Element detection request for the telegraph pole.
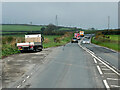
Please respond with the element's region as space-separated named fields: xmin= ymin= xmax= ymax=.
xmin=55 ymin=15 xmax=58 ymax=26
xmin=108 ymin=16 xmax=110 ymax=30
xmin=55 ymin=15 xmax=58 ymax=30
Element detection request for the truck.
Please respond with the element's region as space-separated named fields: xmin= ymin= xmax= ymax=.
xmin=74 ymin=33 xmax=80 ymax=40
xmin=17 ymin=34 xmax=43 ymax=52
xmin=80 ymin=31 xmax=84 ymax=37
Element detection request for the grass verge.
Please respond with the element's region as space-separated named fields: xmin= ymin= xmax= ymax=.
xmin=43 ymin=34 xmax=72 ymax=48
xmin=91 ymin=35 xmax=119 ymax=52
xmin=1 ymin=32 xmax=73 ymax=58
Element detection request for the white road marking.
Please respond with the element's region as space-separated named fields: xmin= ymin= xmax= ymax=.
xmin=102 ymin=68 xmax=110 ymax=71
xmin=111 ymin=85 xmax=120 ymax=88
xmin=100 ymin=66 xmax=106 ymax=68
xmin=26 ymin=76 xmax=30 ymax=78
xmin=87 ymin=50 xmax=120 ymax=76
xmin=22 ymin=80 xmax=26 ymax=83
xmin=97 ymin=65 xmax=103 ymax=75
xmin=104 ymin=73 xmax=116 ymax=75
xmin=103 ymin=80 xmax=110 ymax=89
xmin=93 ymin=58 xmax=97 ymax=64
xmin=107 ymin=78 xmax=120 ymax=80
xmin=17 ymin=85 xmax=21 ymax=88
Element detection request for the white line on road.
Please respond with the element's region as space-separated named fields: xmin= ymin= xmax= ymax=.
xmin=100 ymin=66 xmax=106 ymax=68
xmin=16 ymin=85 xmax=21 ymax=88
xmin=22 ymin=80 xmax=26 ymax=83
xmin=111 ymin=85 xmax=120 ymax=88
xmin=26 ymin=76 xmax=30 ymax=79
xmin=101 ymin=68 xmax=110 ymax=71
xmin=87 ymin=50 xmax=120 ymax=76
xmin=104 ymin=73 xmax=116 ymax=75
xmin=97 ymin=65 xmax=103 ymax=75
xmin=107 ymin=78 xmax=120 ymax=80
xmin=103 ymin=80 xmax=110 ymax=89
xmin=79 ymin=44 xmax=120 ymax=76
xmin=93 ymin=58 xmax=97 ymax=64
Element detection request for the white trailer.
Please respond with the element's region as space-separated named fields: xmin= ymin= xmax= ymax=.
xmin=17 ymin=34 xmax=43 ymax=51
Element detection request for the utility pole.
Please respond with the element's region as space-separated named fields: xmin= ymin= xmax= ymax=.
xmin=55 ymin=15 xmax=58 ymax=31
xmin=55 ymin=15 xmax=58 ymax=26
xmin=108 ymin=16 xmax=110 ymax=30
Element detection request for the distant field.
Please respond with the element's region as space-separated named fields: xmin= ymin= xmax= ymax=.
xmin=1 ymin=24 xmax=42 ymax=31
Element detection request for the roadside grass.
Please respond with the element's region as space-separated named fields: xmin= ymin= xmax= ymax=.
xmin=2 ymin=44 xmax=20 ymax=57
xmin=106 ymin=35 xmax=118 ymax=41
xmin=1 ymin=33 xmax=73 ymax=58
xmin=91 ymin=35 xmax=119 ymax=52
xmin=43 ymin=33 xmax=73 ymax=48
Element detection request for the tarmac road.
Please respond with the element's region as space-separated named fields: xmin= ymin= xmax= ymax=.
xmin=2 ymin=35 xmax=119 ymax=88
xmin=21 ymin=43 xmax=104 ymax=88
xmin=81 ymin=34 xmax=119 ymax=70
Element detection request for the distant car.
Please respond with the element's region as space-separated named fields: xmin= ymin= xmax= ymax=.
xmin=82 ymin=40 xmax=90 ymax=44
xmin=71 ymin=38 xmax=78 ymax=43
xmin=84 ymin=36 xmax=90 ymax=39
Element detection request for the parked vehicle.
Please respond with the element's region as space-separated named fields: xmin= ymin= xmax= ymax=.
xmin=17 ymin=34 xmax=43 ymax=52
xmin=71 ymin=38 xmax=78 ymax=43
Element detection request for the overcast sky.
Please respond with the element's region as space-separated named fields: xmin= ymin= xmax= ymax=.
xmin=2 ymin=2 xmax=118 ymax=29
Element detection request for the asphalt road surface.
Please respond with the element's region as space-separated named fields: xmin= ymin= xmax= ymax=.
xmin=81 ymin=34 xmax=119 ymax=70
xmin=21 ymin=43 xmax=105 ymax=88
xmin=2 ymin=35 xmax=119 ymax=89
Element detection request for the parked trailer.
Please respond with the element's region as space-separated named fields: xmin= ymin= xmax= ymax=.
xmin=17 ymin=34 xmax=43 ymax=52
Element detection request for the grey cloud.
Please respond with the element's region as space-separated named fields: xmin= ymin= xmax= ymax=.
xmin=2 ymin=2 xmax=118 ymax=29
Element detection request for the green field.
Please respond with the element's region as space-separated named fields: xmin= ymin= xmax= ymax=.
xmin=1 ymin=24 xmax=42 ymax=31
xmin=91 ymin=35 xmax=119 ymax=52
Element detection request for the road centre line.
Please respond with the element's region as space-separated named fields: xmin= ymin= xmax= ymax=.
xmin=26 ymin=76 xmax=30 ymax=79
xmin=93 ymin=58 xmax=97 ymax=64
xmin=16 ymin=85 xmax=21 ymax=88
xmin=22 ymin=80 xmax=26 ymax=83
xmin=78 ymin=43 xmax=120 ymax=89
xmin=97 ymin=65 xmax=103 ymax=75
xmin=103 ymin=80 xmax=110 ymax=89
xmin=85 ymin=48 xmax=120 ymax=76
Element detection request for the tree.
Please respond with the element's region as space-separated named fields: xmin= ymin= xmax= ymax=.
xmin=41 ymin=26 xmax=45 ymax=34
xmin=45 ymin=24 xmax=56 ymax=32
